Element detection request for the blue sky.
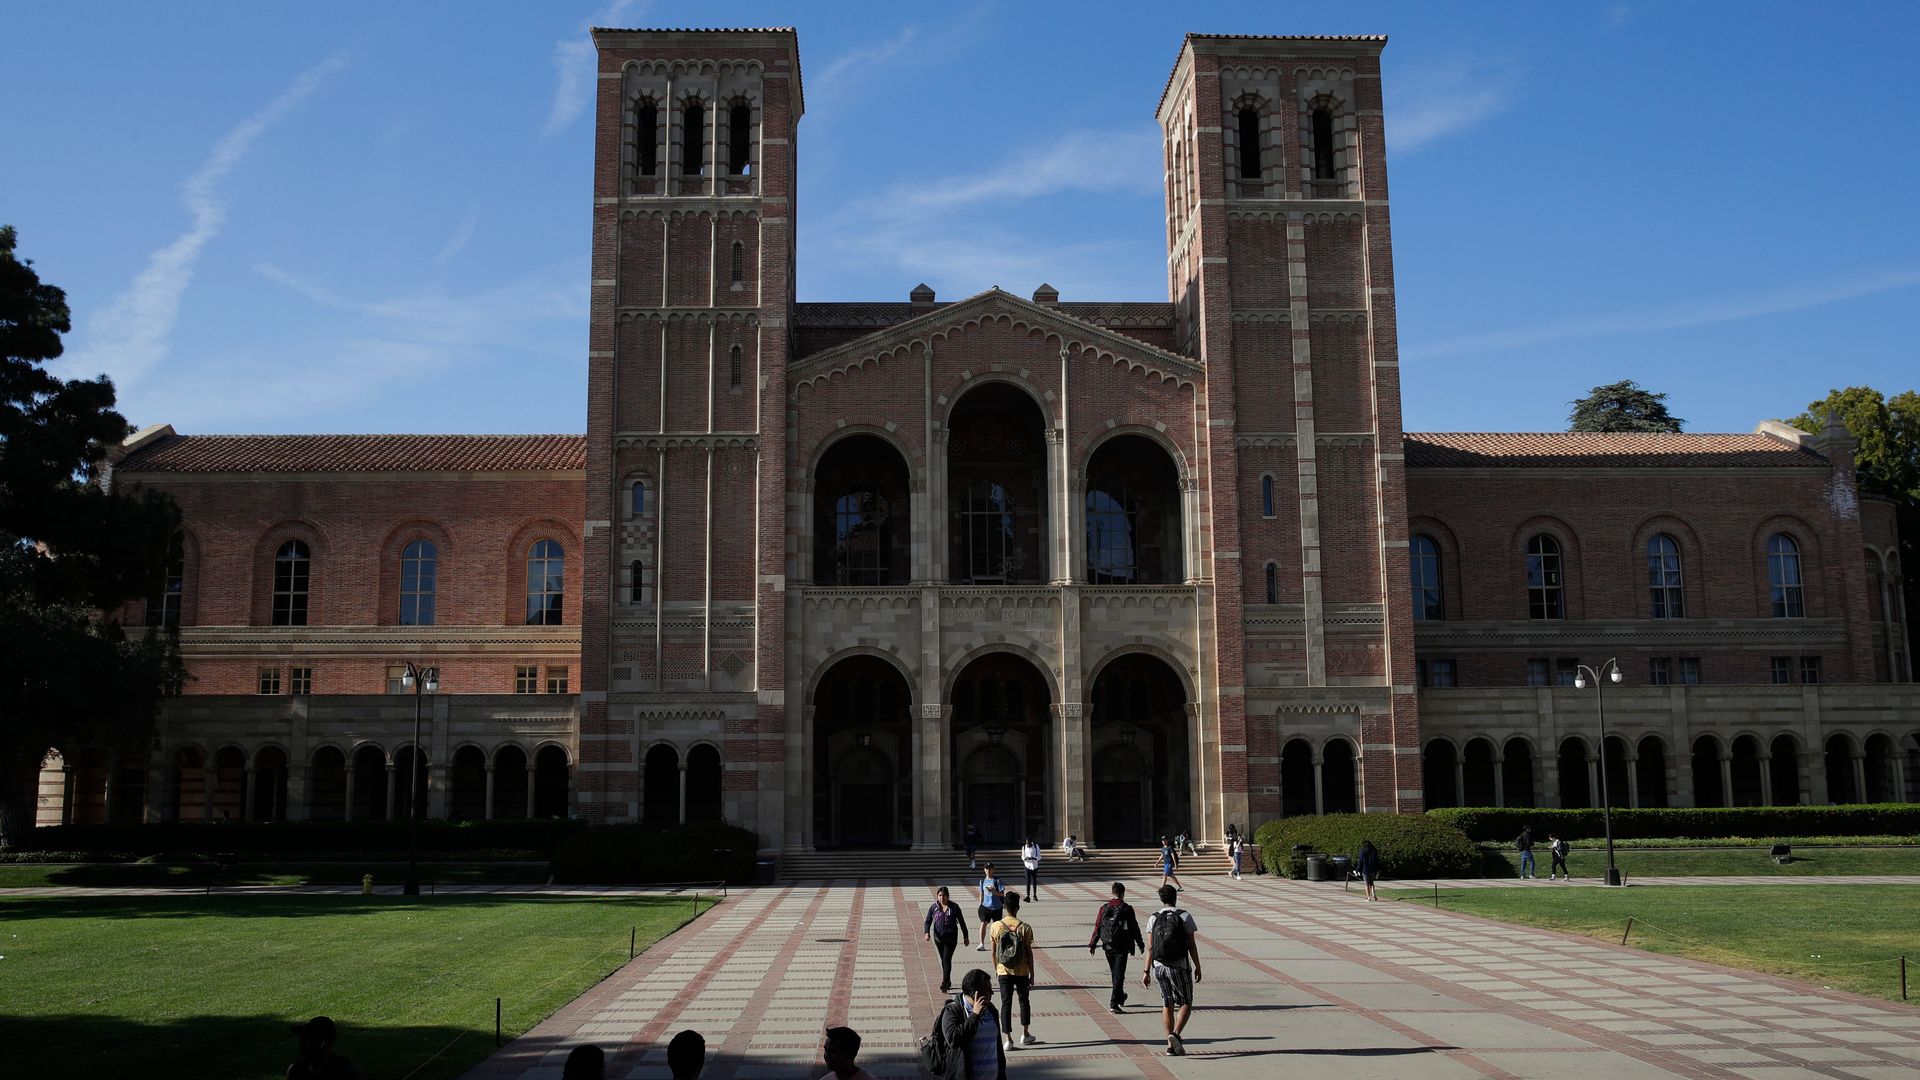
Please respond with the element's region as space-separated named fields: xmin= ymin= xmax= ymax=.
xmin=6 ymin=2 xmax=1916 ymax=436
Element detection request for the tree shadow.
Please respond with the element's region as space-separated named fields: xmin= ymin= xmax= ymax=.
xmin=0 ymin=1012 xmax=488 ymax=1080
xmin=0 ymin=893 xmax=701 ymax=922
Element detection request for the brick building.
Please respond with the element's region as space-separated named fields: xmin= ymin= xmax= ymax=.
xmin=37 ymin=29 xmax=1917 ymax=849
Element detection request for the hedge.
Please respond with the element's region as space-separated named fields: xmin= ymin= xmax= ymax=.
xmin=1253 ymin=813 xmax=1481 ymax=880
xmin=1428 ymin=804 xmax=1920 ymax=844
xmin=9 ymin=818 xmax=584 ymax=856
xmin=549 ymin=822 xmax=760 ymax=885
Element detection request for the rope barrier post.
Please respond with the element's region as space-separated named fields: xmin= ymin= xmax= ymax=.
xmin=1433 ymin=883 xmax=1440 ymax=908
xmin=1902 ymin=955 xmax=1907 ymax=1002
xmin=495 ymin=997 xmax=501 ymax=1047
xmin=1621 ymin=916 xmax=1634 ymax=947
xmin=631 ymin=926 xmax=636 ymax=960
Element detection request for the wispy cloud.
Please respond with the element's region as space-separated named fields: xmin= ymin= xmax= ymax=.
xmin=1388 ymin=59 xmax=1521 ymax=153
xmin=811 ymin=26 xmax=918 ymax=105
xmin=433 ymin=201 xmax=483 ymax=266
xmin=69 ymin=51 xmax=350 ymax=389
xmin=878 ymin=128 xmax=1162 ymax=215
xmin=544 ymin=0 xmax=643 ymax=136
xmin=1405 ymin=269 xmax=1920 ymax=361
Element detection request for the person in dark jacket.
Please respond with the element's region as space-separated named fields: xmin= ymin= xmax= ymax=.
xmin=1515 ymin=825 xmax=1537 ymax=879
xmin=1355 ymin=839 xmax=1383 ymax=901
xmin=935 ymin=968 xmax=1007 ymax=1079
xmin=1086 ymin=880 xmax=1146 ymax=1013
xmin=924 ymin=885 xmax=972 ymax=992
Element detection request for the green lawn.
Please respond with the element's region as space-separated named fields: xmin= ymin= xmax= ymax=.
xmin=0 ymin=861 xmax=554 ymax=889
xmin=1482 ymin=845 xmax=1920 ymax=879
xmin=0 ymin=893 xmax=706 ymax=1079
xmin=1390 ymin=884 xmax=1920 ymax=1005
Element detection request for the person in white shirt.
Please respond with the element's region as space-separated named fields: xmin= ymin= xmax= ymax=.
xmin=1059 ymin=834 xmax=1087 ymax=861
xmin=1020 ymin=839 xmax=1043 ymax=899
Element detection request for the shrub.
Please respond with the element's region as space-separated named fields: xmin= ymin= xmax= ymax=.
xmin=1428 ymin=804 xmax=1920 ymax=843
xmin=1252 ymin=813 xmax=1481 ymax=879
xmin=0 ymin=850 xmax=136 ymax=864
xmin=9 ymin=818 xmax=585 ymax=856
xmin=549 ymin=822 xmax=760 ymax=885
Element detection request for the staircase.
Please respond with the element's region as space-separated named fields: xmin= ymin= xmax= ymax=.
xmin=775 ymin=846 xmax=1248 ymax=884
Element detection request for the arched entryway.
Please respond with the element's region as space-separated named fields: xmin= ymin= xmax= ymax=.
xmin=1729 ymin=735 xmax=1765 ymax=807
xmin=950 ymin=651 xmax=1052 ymax=843
xmin=1636 ymin=736 xmax=1669 ymax=808
xmin=1087 ymin=653 xmax=1191 ymax=846
xmin=1423 ymin=739 xmax=1459 ymax=809
xmin=1692 ymin=735 xmax=1726 ymax=808
xmin=350 ymin=745 xmax=389 ymax=821
xmin=1280 ymin=739 xmax=1316 ymax=816
xmin=1321 ymin=739 xmax=1358 ymax=814
xmin=685 ymin=744 xmax=723 ymax=823
xmin=643 ymin=744 xmax=680 ymax=824
xmin=813 ymin=655 xmax=912 ymax=847
xmin=812 ymin=434 xmax=912 ymax=585
xmin=1557 ymin=737 xmax=1591 ymax=808
xmin=1502 ymin=738 xmax=1537 ymax=808
xmin=307 ymin=747 xmax=347 ymax=821
xmin=210 ymin=746 xmax=246 ymax=822
xmin=1601 ymin=735 xmax=1630 ymax=809
xmin=948 ymin=384 xmax=1048 ymax=584
xmin=491 ymin=745 xmax=528 ymax=819
xmin=1769 ymin=734 xmax=1802 ymax=805
xmin=1864 ymin=734 xmax=1899 ymax=802
xmin=251 ymin=747 xmax=288 ymax=822
xmin=533 ymin=745 xmax=570 ymax=818
xmin=1825 ymin=734 xmax=1858 ymax=804
xmin=1084 ymin=435 xmax=1183 ymax=584
xmin=1462 ymin=738 xmax=1497 ymax=806
xmin=449 ymin=746 xmax=486 ymax=820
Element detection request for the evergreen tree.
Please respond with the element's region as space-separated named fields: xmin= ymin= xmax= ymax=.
xmin=1568 ymin=379 xmax=1685 ymax=433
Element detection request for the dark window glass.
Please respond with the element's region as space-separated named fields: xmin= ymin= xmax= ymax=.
xmin=629 ymin=560 xmax=647 ymax=604
xmin=632 ymin=480 xmax=646 ymax=517
xmin=729 ymin=345 xmax=743 ymax=388
xmin=727 ymin=102 xmax=751 ymax=174
xmin=1678 ymin=657 xmax=1700 ymax=685
xmin=272 ymin=541 xmax=310 ymax=626
xmin=1238 ymin=108 xmax=1262 ymax=178
xmin=1799 ymin=656 xmax=1821 ymax=684
xmin=682 ymin=101 xmax=704 ymax=175
xmin=146 ymin=555 xmax=184 ymax=628
xmin=1265 ymin=562 xmax=1278 ymax=604
xmin=1429 ymin=659 xmax=1457 ymax=688
xmin=1771 ymin=656 xmax=1793 ymax=684
xmin=731 ymin=241 xmax=744 ymax=284
xmin=833 ymin=490 xmax=893 ymax=585
xmin=1526 ymin=658 xmax=1550 ymax=687
xmin=1312 ymin=107 xmax=1337 ymax=180
xmin=290 ymin=666 xmax=312 ymax=696
xmin=1768 ymin=533 xmax=1805 ymax=617
xmin=258 ymin=666 xmax=281 ymax=694
xmin=1647 ymin=534 xmax=1684 ymax=619
xmin=399 ymin=539 xmax=436 ymax=626
xmin=526 ymin=539 xmax=565 ymax=625
xmin=1411 ymin=534 xmax=1444 ymax=620
xmin=514 ymin=665 xmax=538 ymax=694
xmin=1085 ymin=489 xmax=1139 ymax=584
xmin=1525 ymin=534 xmax=1564 ymax=620
xmin=1555 ymin=658 xmax=1578 ymax=687
xmin=1649 ymin=657 xmax=1671 ymax=685
xmin=636 ymin=101 xmax=659 ymax=176
xmin=1260 ymin=474 xmax=1274 ymax=517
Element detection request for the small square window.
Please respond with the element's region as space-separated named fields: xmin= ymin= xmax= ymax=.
xmin=1554 ymin=658 xmax=1578 ymax=687
xmin=258 ymin=666 xmax=282 ymax=695
xmin=385 ymin=664 xmax=410 ymax=694
xmin=1428 ymin=659 xmax=1457 ymax=688
xmin=514 ymin=665 xmax=539 ymax=694
xmin=1770 ymin=656 xmax=1793 ymax=685
xmin=546 ymin=666 xmax=570 ymax=695
xmin=1525 ymin=658 xmax=1550 ymax=688
xmin=289 ymin=666 xmax=312 ymax=696
xmin=1678 ymin=658 xmax=1700 ymax=685
xmin=1648 ymin=658 xmax=1671 ymax=686
xmin=1799 ymin=656 xmax=1821 ymax=685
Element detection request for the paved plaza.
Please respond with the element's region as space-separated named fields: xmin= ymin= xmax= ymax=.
xmin=454 ymin=873 xmax=1920 ymax=1080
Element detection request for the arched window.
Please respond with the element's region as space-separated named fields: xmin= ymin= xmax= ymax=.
xmin=729 ymin=345 xmax=743 ymax=389
xmin=727 ymin=102 xmax=751 ymax=175
xmin=681 ymin=101 xmax=704 ymax=175
xmin=1410 ymin=534 xmax=1443 ymax=621
xmin=1265 ymin=562 xmax=1278 ymax=605
xmin=730 ymin=241 xmax=744 ymax=284
xmin=635 ymin=99 xmax=659 ymax=177
xmin=629 ymin=559 xmax=647 ymax=604
xmin=1768 ymin=533 xmax=1805 ymax=617
xmin=1260 ymin=474 xmax=1274 ymax=517
xmin=631 ymin=480 xmax=647 ymax=517
xmin=834 ymin=490 xmax=893 ymax=585
xmin=399 ymin=539 xmax=437 ymax=626
xmin=1525 ymin=534 xmax=1564 ymax=620
xmin=1238 ymin=107 xmax=1262 ymax=178
xmin=272 ymin=541 xmax=310 ymax=626
xmin=1084 ymin=437 xmax=1181 ymax=585
xmin=145 ymin=553 xmax=184 ymax=628
xmin=1311 ymin=106 xmax=1337 ymax=181
xmin=1647 ymin=534 xmax=1684 ymax=619
xmin=525 ymin=540 xmax=565 ymax=625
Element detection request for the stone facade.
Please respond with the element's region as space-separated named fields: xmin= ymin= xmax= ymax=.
xmin=37 ymin=29 xmax=1917 ymax=847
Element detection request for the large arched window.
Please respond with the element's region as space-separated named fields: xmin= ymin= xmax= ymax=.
xmin=1260 ymin=474 xmax=1274 ymax=518
xmin=1237 ymin=107 xmax=1262 ymax=178
xmin=272 ymin=541 xmax=310 ymax=626
xmin=814 ymin=435 xmax=911 ymax=586
xmin=729 ymin=344 xmax=743 ymax=389
xmin=399 ymin=539 xmax=437 ymax=626
xmin=730 ymin=241 xmax=744 ymax=285
xmin=1647 ymin=534 xmax=1684 ymax=619
xmin=630 ymin=479 xmax=647 ymax=518
xmin=1410 ymin=534 xmax=1443 ymax=621
xmin=727 ymin=102 xmax=751 ymax=175
xmin=1768 ymin=533 xmax=1805 ymax=617
xmin=145 ymin=552 xmax=184 ymax=628
xmin=1084 ymin=436 xmax=1181 ymax=585
xmin=1525 ymin=534 xmax=1563 ymax=620
xmin=634 ymin=99 xmax=659 ymax=177
xmin=947 ymin=384 xmax=1047 ymax=584
xmin=525 ymin=540 xmax=565 ymax=625
xmin=1311 ymin=106 xmax=1337 ymax=181
xmin=681 ymin=100 xmax=705 ymax=175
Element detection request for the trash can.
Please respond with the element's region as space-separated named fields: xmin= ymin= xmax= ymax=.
xmin=754 ymin=857 xmax=777 ymax=886
xmin=1328 ymin=854 xmax=1352 ymax=880
xmin=1305 ymin=853 xmax=1327 ymax=882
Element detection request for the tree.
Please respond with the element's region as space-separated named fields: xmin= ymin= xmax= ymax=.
xmin=1568 ymin=380 xmax=1685 ymax=433
xmin=0 ymin=226 xmax=183 ymax=848
xmin=1791 ymin=386 xmax=1920 ymax=670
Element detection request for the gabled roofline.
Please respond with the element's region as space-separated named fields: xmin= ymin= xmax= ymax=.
xmin=592 ymin=26 xmax=803 ymax=118
xmin=1158 ymin=32 xmax=1388 ymax=121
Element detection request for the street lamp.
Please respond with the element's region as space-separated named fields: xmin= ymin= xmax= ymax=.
xmin=400 ymin=661 xmax=439 ymax=896
xmin=1572 ymin=658 xmax=1624 ymax=887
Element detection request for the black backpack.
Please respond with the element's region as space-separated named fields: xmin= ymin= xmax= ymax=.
xmin=917 ymin=999 xmax=957 ymax=1075
xmin=994 ymin=920 xmax=1028 ymax=967
xmin=1151 ymin=908 xmax=1191 ymax=964
xmin=1098 ymin=901 xmax=1127 ymax=951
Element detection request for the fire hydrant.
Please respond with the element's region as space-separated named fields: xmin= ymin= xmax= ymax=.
xmin=362 ymin=874 xmax=373 ymax=896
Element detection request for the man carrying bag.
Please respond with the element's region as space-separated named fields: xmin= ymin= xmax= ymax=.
xmin=1086 ymin=881 xmax=1145 ymax=1013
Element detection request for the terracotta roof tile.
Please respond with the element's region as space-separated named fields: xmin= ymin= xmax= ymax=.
xmin=117 ymin=434 xmax=586 ymax=474
xmin=1403 ymin=432 xmax=1827 ymax=469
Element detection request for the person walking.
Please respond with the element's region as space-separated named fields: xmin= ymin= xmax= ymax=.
xmin=974 ymin=863 xmax=1005 ymax=950
xmin=1515 ymin=824 xmax=1537 ymax=880
xmin=964 ymin=822 xmax=980 ymax=870
xmin=1086 ymin=880 xmax=1145 ymax=1013
xmin=1158 ymin=837 xmax=1182 ymax=891
xmin=1548 ymin=833 xmax=1571 ymax=880
xmin=924 ymin=885 xmax=971 ymax=992
xmin=932 ymin=969 xmax=1006 ymax=1079
xmin=1020 ymin=837 xmax=1043 ymax=899
xmin=988 ymin=891 xmax=1039 ymax=1050
xmin=1355 ymin=839 xmax=1382 ymax=901
xmin=1227 ymin=835 xmax=1243 ymax=879
xmin=820 ymin=1026 xmax=877 ymax=1080
xmin=562 ymin=1045 xmax=605 ymax=1080
xmin=667 ymin=1030 xmax=706 ymax=1079
xmin=1142 ymin=884 xmax=1202 ymax=1056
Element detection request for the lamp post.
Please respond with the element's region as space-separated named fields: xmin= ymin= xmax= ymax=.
xmin=1572 ymin=658 xmax=1623 ymax=887
xmin=401 ymin=661 xmax=439 ymax=896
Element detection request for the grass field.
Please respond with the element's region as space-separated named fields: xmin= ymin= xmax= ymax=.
xmin=1481 ymin=845 xmax=1920 ymax=879
xmin=0 ymin=860 xmax=554 ymax=889
xmin=0 ymin=893 xmax=705 ymax=1079
xmin=1389 ymin=884 xmax=1920 ymax=1005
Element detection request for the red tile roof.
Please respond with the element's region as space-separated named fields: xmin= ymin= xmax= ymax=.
xmin=117 ymin=434 xmax=586 ymax=474
xmin=1403 ymin=432 xmax=1828 ymax=469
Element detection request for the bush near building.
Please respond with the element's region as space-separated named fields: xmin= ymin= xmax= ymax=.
xmin=1429 ymin=804 xmax=1920 ymax=843
xmin=1254 ymin=813 xmax=1482 ymax=879
xmin=549 ymin=822 xmax=759 ymax=885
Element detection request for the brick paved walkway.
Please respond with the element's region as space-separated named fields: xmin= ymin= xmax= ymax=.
xmin=453 ymin=874 xmax=1920 ymax=1080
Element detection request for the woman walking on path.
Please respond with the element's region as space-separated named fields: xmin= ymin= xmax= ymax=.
xmin=1227 ymin=835 xmax=1243 ymax=880
xmin=924 ymin=885 xmax=971 ymax=992
xmin=1159 ymin=837 xmax=1182 ymax=892
xmin=1355 ymin=839 xmax=1382 ymax=901
xmin=975 ymin=863 xmax=1006 ymax=950
xmin=1548 ymin=833 xmax=1571 ymax=880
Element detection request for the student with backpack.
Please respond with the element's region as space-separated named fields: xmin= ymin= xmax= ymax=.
xmin=1142 ymin=883 xmax=1202 ymax=1057
xmin=1086 ymin=881 xmax=1145 ymax=1013
xmin=987 ymin=891 xmax=1038 ymax=1051
xmin=1515 ymin=825 xmax=1537 ymax=879
xmin=1547 ymin=833 xmax=1571 ymax=880
xmin=974 ymin=863 xmax=1005 ymax=951
xmin=924 ymin=885 xmax=972 ymax=992
xmin=920 ymin=968 xmax=1005 ymax=1079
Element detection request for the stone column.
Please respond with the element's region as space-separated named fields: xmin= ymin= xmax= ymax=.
xmin=913 ymin=703 xmax=947 ymax=850
xmin=344 ymin=764 xmax=357 ymax=822
xmin=1491 ymin=756 xmax=1506 ymax=808
xmin=677 ymin=763 xmax=688 ymax=824
xmin=1718 ymin=754 xmax=1734 ymax=809
xmin=1539 ymin=746 xmax=1558 ymax=810
xmin=527 ymin=764 xmax=539 ymax=819
xmin=101 ymin=768 xmax=116 ymax=825
xmin=60 ymin=767 xmax=76 ymax=825
xmin=384 ymin=763 xmax=397 ymax=821
xmin=287 ymin=762 xmax=309 ymax=823
xmin=1053 ymin=702 xmax=1088 ymax=842
xmin=483 ymin=764 xmax=496 ymax=821
xmin=243 ymin=765 xmax=257 ymax=822
xmin=1758 ymin=754 xmax=1774 ymax=806
xmin=428 ymin=695 xmax=450 ymax=819
xmin=201 ymin=767 xmax=215 ymax=821
xmin=1452 ymin=758 xmax=1465 ymax=808
xmin=1586 ymin=755 xmax=1600 ymax=809
xmin=1311 ymin=752 xmax=1325 ymax=815
xmin=1625 ymin=754 xmax=1640 ymax=809
xmin=1851 ymin=753 xmax=1867 ymax=804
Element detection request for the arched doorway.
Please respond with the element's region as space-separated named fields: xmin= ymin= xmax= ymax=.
xmin=1692 ymin=735 xmax=1725 ymax=808
xmin=685 ymin=744 xmax=722 ymax=823
xmin=449 ymin=746 xmax=486 ymax=820
xmin=533 ymin=745 xmax=570 ymax=818
xmin=1769 ymin=734 xmax=1802 ymax=805
xmin=36 ymin=749 xmax=68 ymax=826
xmin=948 ymin=384 xmax=1048 ymax=584
xmin=1422 ymin=739 xmax=1459 ymax=809
xmin=1280 ymin=739 xmax=1316 ymax=816
xmin=210 ymin=747 xmax=246 ymax=822
xmin=1084 ymin=435 xmax=1182 ymax=584
xmin=1087 ymin=653 xmax=1190 ymax=846
xmin=1729 ymin=735 xmax=1764 ymax=807
xmin=1558 ymin=737 xmax=1591 ymax=808
xmin=307 ymin=747 xmax=346 ymax=821
xmin=350 ymin=745 xmax=389 ymax=821
xmin=1864 ymin=734 xmax=1898 ymax=802
xmin=643 ymin=744 xmax=680 ymax=824
xmin=1601 ymin=735 xmax=1630 ymax=809
xmin=393 ymin=745 xmax=429 ymax=821
xmin=492 ymin=745 xmax=529 ymax=819
xmin=1636 ymin=736 xmax=1669 ymax=808
xmin=1462 ymin=738 xmax=1497 ymax=806
xmin=813 ymin=656 xmax=912 ymax=847
xmin=1321 ymin=739 xmax=1358 ymax=814
xmin=1502 ymin=738 xmax=1536 ymax=808
xmin=812 ymin=434 xmax=912 ymax=585
xmin=1905 ymin=732 xmax=1920 ymax=802
xmin=251 ymin=747 xmax=288 ymax=822
xmin=949 ymin=651 xmax=1053 ymax=844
